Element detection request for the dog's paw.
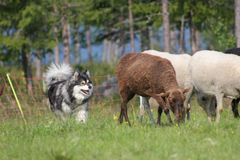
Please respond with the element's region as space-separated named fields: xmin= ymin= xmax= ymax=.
xmin=75 ymin=110 xmax=88 ymax=123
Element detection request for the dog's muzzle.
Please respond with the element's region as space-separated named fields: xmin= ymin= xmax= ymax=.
xmin=81 ymin=89 xmax=90 ymax=95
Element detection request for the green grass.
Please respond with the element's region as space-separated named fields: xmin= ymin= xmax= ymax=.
xmin=1 ymin=99 xmax=240 ymax=160
xmin=1 ymin=63 xmax=239 ymax=160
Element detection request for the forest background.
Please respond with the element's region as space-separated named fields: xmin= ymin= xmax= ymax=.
xmin=0 ymin=0 xmax=239 ymax=93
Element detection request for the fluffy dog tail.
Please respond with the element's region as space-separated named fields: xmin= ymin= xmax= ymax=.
xmin=44 ymin=63 xmax=73 ymax=87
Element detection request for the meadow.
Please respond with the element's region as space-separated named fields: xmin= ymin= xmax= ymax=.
xmin=1 ymin=97 xmax=240 ymax=160
xmin=1 ymin=64 xmax=240 ymax=160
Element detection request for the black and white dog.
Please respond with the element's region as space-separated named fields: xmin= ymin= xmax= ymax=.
xmin=45 ymin=63 xmax=93 ymax=123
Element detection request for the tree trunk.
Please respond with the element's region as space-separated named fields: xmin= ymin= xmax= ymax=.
xmin=170 ymin=29 xmax=178 ymax=53
xmin=110 ymin=40 xmax=117 ymax=63
xmin=106 ymin=40 xmax=112 ymax=64
xmin=140 ymin=28 xmax=150 ymax=51
xmin=179 ymin=15 xmax=185 ymax=53
xmin=62 ymin=6 xmax=70 ymax=64
xmin=191 ymin=25 xmax=197 ymax=53
xmin=103 ymin=39 xmax=113 ymax=63
xmin=118 ymin=33 xmax=126 ymax=57
xmin=53 ymin=26 xmax=60 ymax=64
xmin=35 ymin=51 xmax=41 ymax=80
xmin=189 ymin=10 xmax=199 ymax=54
xmin=190 ymin=25 xmax=200 ymax=54
xmin=86 ymin=26 xmax=93 ymax=63
xmin=73 ymin=19 xmax=81 ymax=64
xmin=128 ymin=0 xmax=135 ymax=52
xmin=53 ymin=4 xmax=60 ymax=64
xmin=196 ymin=30 xmax=200 ymax=50
xmin=162 ymin=0 xmax=170 ymax=52
xmin=102 ymin=39 xmax=108 ymax=62
xmin=21 ymin=46 xmax=33 ymax=95
xmin=118 ymin=15 xmax=126 ymax=57
xmin=235 ymin=0 xmax=240 ymax=47
xmin=149 ymin=27 xmax=154 ymax=49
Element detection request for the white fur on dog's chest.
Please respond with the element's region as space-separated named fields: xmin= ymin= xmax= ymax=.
xmin=75 ymin=97 xmax=85 ymax=104
xmin=73 ymin=86 xmax=86 ymax=103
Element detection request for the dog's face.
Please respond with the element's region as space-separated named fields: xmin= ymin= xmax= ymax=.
xmin=70 ymin=70 xmax=93 ymax=103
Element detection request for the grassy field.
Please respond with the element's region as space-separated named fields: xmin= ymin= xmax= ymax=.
xmin=0 ymin=64 xmax=239 ymax=159
xmin=0 ymin=97 xmax=240 ymax=160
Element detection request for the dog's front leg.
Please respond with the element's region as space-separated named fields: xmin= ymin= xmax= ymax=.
xmin=74 ymin=103 xmax=89 ymax=123
xmin=54 ymin=110 xmax=68 ymax=121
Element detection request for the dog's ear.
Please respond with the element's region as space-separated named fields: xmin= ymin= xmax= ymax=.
xmin=84 ymin=70 xmax=91 ymax=77
xmin=72 ymin=71 xmax=79 ymax=80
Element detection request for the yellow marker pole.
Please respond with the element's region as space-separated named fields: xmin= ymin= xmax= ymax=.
xmin=6 ymin=73 xmax=27 ymax=125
